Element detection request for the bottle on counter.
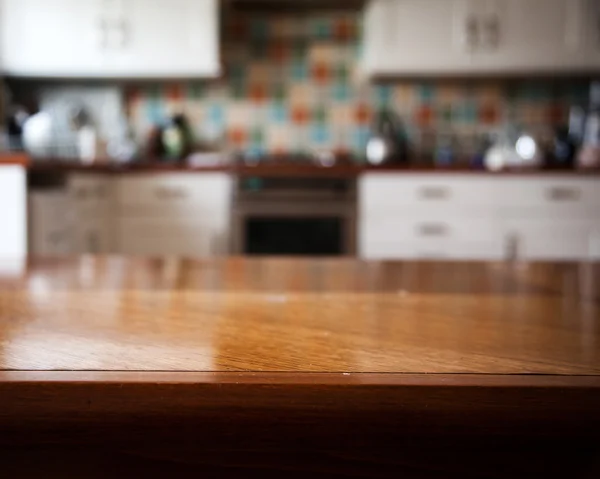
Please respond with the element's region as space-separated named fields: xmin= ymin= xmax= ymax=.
xmin=577 ymin=81 xmax=600 ymax=169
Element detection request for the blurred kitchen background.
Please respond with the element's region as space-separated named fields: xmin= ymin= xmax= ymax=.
xmin=0 ymin=0 xmax=599 ymax=261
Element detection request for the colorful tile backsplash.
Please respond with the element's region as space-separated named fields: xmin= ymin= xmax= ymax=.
xmin=125 ymin=12 xmax=590 ymax=159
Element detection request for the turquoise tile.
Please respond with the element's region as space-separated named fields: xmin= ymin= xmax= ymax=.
xmin=250 ymin=19 xmax=269 ymax=41
xmin=208 ymin=104 xmax=225 ymax=126
xmin=269 ymin=103 xmax=288 ymax=123
xmin=374 ymin=85 xmax=392 ymax=107
xmin=290 ymin=60 xmax=308 ymax=81
xmin=332 ymin=83 xmax=351 ymax=102
xmin=311 ymin=19 xmax=332 ymax=40
xmin=352 ymin=126 xmax=371 ymax=151
xmin=310 ymin=124 xmax=331 ymax=145
xmin=418 ymin=84 xmax=435 ymax=103
xmin=146 ymin=100 xmax=164 ymax=124
xmin=187 ymin=82 xmax=205 ymax=100
xmin=229 ymin=64 xmax=245 ymax=82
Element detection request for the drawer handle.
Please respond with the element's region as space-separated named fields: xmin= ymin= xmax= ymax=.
xmin=418 ymin=187 xmax=450 ymax=200
xmin=155 ymin=187 xmax=189 ymax=200
xmin=417 ymin=223 xmax=448 ymax=237
xmin=546 ymin=187 xmax=581 ymax=201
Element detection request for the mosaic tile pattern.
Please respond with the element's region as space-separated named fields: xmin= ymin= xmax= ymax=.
xmin=126 ymin=12 xmax=590 ymax=159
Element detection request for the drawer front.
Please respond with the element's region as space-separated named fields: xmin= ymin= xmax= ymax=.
xmin=68 ymin=175 xmax=112 ymax=212
xmin=505 ymin=219 xmax=595 ymax=260
xmin=115 ymin=174 xmax=232 ymax=209
xmin=361 ymin=240 xmax=503 ymax=260
xmin=494 ymin=178 xmax=600 ymax=218
xmin=360 ymin=174 xmax=496 ymax=210
xmin=73 ymin=220 xmax=112 ymax=254
xmin=117 ymin=219 xmax=225 ymax=256
xmin=361 ymin=214 xmax=498 ymax=244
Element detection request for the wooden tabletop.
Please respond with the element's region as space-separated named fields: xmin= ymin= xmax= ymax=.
xmin=0 ymin=256 xmax=598 ymax=375
xmin=1 ymin=257 xmax=599 ymax=477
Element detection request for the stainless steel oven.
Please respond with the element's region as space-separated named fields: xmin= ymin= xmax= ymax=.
xmin=231 ymin=176 xmax=356 ymax=256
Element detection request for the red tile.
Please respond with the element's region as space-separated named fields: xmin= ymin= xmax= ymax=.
xmin=125 ymin=86 xmax=142 ymax=104
xmin=311 ymin=62 xmax=331 ymax=85
xmin=165 ymin=83 xmax=184 ymax=101
xmin=229 ymin=128 xmax=248 ymax=147
xmin=547 ymin=103 xmax=565 ymax=124
xmin=334 ymin=19 xmax=355 ymax=42
xmin=249 ymin=84 xmax=267 ymax=104
xmin=354 ymin=104 xmax=372 ymax=125
xmin=479 ymin=103 xmax=500 ymax=125
xmin=269 ymin=41 xmax=289 ymax=63
xmin=229 ymin=18 xmax=247 ymax=40
xmin=292 ymin=106 xmax=310 ymax=125
xmin=415 ymin=105 xmax=434 ymax=128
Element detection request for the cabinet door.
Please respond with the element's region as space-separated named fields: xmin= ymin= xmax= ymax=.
xmin=583 ymin=0 xmax=600 ymax=69
xmin=0 ymin=166 xmax=26 ymax=257
xmin=103 ymin=0 xmax=220 ymax=77
xmin=1 ymin=0 xmax=104 ymax=77
xmin=363 ymin=0 xmax=475 ymax=76
xmin=73 ymin=219 xmax=111 ymax=254
xmin=472 ymin=0 xmax=588 ymax=72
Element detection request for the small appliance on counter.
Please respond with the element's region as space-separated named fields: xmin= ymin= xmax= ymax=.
xmin=366 ymin=109 xmax=408 ymax=166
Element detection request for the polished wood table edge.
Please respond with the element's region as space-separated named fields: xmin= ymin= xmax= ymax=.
xmin=0 ymin=152 xmax=30 ymax=166
xmin=25 ymin=160 xmax=600 ymax=177
xmin=2 ymin=371 xmax=600 ymax=386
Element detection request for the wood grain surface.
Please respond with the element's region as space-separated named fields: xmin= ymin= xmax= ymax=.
xmin=0 ymin=257 xmax=598 ymax=374
xmin=1 ymin=257 xmax=599 ymax=477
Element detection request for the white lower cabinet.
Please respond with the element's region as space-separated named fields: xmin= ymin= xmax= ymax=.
xmin=0 ymin=165 xmax=27 ymax=258
xmin=30 ymin=172 xmax=232 ymax=257
xmin=29 ymin=190 xmax=72 ymax=255
xmin=360 ymin=174 xmax=600 ymax=261
xmin=115 ymin=173 xmax=232 ymax=257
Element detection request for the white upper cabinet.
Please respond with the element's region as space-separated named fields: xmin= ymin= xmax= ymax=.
xmin=363 ymin=0 xmax=593 ymax=76
xmin=1 ymin=0 xmax=104 ymax=77
xmin=363 ymin=0 xmax=476 ymax=75
xmin=0 ymin=0 xmax=220 ymax=78
xmin=471 ymin=0 xmax=588 ymax=73
xmin=583 ymin=0 xmax=600 ymax=68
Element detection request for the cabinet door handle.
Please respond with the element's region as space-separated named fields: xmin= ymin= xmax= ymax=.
xmin=546 ymin=187 xmax=581 ymax=201
xmin=465 ymin=15 xmax=479 ymax=51
xmin=417 ymin=223 xmax=449 ymax=237
xmin=483 ymin=14 xmax=500 ymax=50
xmin=418 ymin=186 xmax=450 ymax=200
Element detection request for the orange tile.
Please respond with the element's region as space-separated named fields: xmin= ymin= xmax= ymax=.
xmin=311 ymin=62 xmax=331 ymax=85
xmin=166 ymin=83 xmax=184 ymax=101
xmin=292 ymin=106 xmax=310 ymax=125
xmin=479 ymin=103 xmax=500 ymax=125
xmin=229 ymin=127 xmax=248 ymax=146
xmin=249 ymin=84 xmax=267 ymax=104
xmin=354 ymin=104 xmax=371 ymax=125
xmin=414 ymin=105 xmax=434 ymax=128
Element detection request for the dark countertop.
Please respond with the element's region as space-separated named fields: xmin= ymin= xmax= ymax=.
xmin=23 ymin=158 xmax=600 ymax=176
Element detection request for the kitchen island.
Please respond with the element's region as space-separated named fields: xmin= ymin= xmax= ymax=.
xmin=0 ymin=257 xmax=599 ymax=477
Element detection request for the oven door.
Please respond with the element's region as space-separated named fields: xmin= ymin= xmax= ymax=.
xmin=232 ymin=203 xmax=356 ymax=256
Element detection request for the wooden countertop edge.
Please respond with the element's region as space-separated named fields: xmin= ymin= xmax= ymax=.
xmin=1 ymin=371 xmax=600 ymax=386
xmin=3 ymin=372 xmax=599 ymax=435
xmin=0 ymin=153 xmax=30 ymax=166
